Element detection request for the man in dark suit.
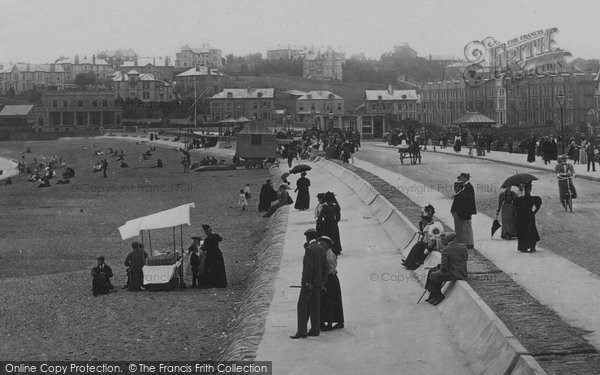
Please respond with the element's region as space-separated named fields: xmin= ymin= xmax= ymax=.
xmin=91 ymin=256 xmax=114 ymax=296
xmin=425 ymin=232 xmax=468 ymax=305
xmin=125 ymin=242 xmax=148 ymax=291
xmin=450 ymin=172 xmax=477 ymax=249
xmin=291 ymin=228 xmax=328 ymax=339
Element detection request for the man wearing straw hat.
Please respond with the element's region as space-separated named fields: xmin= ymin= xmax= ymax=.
xmin=450 ymin=173 xmax=477 ymax=249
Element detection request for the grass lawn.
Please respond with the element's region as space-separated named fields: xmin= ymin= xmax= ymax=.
xmin=0 ymin=137 xmax=272 ymax=360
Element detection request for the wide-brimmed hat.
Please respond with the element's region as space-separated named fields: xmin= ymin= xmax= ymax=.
xmin=427 ymin=222 xmax=444 ymax=237
xmin=304 ymin=228 xmax=318 ymax=236
xmin=201 ymin=224 xmax=211 ymax=231
xmin=457 ymin=172 xmax=470 ymax=180
xmin=316 ymin=193 xmax=325 ymax=198
xmin=558 ymin=154 xmax=568 ymax=160
xmin=96 ymin=255 xmax=105 ymax=261
xmin=318 ymin=236 xmax=335 ymax=245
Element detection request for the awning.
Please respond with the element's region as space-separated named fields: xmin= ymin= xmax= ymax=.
xmin=118 ymin=203 xmax=195 ymax=240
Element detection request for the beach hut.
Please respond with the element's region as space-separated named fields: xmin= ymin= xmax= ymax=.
xmin=235 ymin=122 xmax=277 ymax=167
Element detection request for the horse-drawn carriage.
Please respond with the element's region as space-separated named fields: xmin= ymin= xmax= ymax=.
xmin=398 ymin=142 xmax=422 ymax=165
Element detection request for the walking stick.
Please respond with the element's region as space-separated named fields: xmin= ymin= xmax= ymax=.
xmin=417 ymin=289 xmax=428 ymax=304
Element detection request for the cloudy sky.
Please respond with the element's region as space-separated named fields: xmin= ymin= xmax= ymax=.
xmin=1 ymin=0 xmax=599 ymax=63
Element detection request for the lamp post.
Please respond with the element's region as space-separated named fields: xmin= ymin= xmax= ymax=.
xmin=557 ymin=93 xmax=565 ymax=154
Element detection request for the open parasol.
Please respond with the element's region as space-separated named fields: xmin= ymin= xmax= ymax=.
xmin=290 ymin=164 xmax=312 ymax=174
xmin=501 ymin=173 xmax=538 ymax=188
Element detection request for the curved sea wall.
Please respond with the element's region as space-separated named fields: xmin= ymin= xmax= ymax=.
xmin=218 ymin=167 xmax=288 ymax=361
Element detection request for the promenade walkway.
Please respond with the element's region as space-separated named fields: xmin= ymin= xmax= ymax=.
xmin=255 ymin=160 xmax=473 ymax=374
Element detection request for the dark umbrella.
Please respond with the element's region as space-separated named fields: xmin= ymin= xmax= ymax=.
xmin=290 ymin=164 xmax=312 ymax=174
xmin=491 ymin=215 xmax=501 ymax=238
xmin=500 ymin=173 xmax=538 ymax=188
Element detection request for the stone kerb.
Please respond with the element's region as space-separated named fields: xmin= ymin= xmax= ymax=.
xmin=510 ymin=355 xmax=547 ymax=375
xmin=438 ymin=281 xmax=533 ymax=375
xmin=384 ymin=210 xmax=420 ymax=252
xmin=370 ymin=195 xmax=395 ymax=223
xmin=355 ymin=181 xmax=378 ymax=205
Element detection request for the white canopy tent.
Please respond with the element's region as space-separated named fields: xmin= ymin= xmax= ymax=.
xmin=118 ymin=203 xmax=196 ymax=288
xmin=119 ymin=203 xmax=195 ymax=240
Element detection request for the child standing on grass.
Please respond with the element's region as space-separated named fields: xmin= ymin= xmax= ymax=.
xmin=238 ymin=189 xmax=248 ymax=210
xmin=244 ymin=183 xmax=251 ymax=200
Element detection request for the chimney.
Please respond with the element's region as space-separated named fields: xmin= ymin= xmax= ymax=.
xmin=75 ymin=54 xmax=79 ymax=64
xmin=387 ymin=83 xmax=393 ymax=95
xmin=93 ymin=54 xmax=96 ymax=64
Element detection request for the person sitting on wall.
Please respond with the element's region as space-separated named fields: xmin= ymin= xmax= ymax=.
xmin=423 ymin=232 xmax=468 ymax=306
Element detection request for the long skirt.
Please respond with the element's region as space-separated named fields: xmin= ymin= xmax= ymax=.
xmin=452 ymin=212 xmax=473 ymax=247
xmin=321 ymin=273 xmax=344 ymax=325
xmin=579 ymin=149 xmax=588 ymax=164
xmin=558 ymin=179 xmax=577 ymax=201
xmin=319 ymin=221 xmax=342 ymax=255
xmin=202 ymin=250 xmax=227 ymax=288
xmin=402 ymin=241 xmax=428 ymax=270
xmin=500 ymin=202 xmax=516 ymax=238
xmin=294 ymin=188 xmax=310 ymax=210
xmin=516 ymin=216 xmax=540 ymax=251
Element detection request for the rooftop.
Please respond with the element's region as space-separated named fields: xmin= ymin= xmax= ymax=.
xmin=211 ymin=88 xmax=274 ymax=99
xmin=297 ymin=90 xmax=343 ymax=100
xmin=176 ymin=67 xmax=224 ymax=77
xmin=365 ymin=88 xmax=418 ymax=101
xmin=0 ymin=105 xmax=35 ymax=116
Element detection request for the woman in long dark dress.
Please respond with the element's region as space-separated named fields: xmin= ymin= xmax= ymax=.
xmin=526 ymin=137 xmax=537 ymax=163
xmin=200 ymin=224 xmax=227 ymax=288
xmin=497 ymin=187 xmax=516 ymax=239
xmin=258 ymin=179 xmax=277 ymax=212
xmin=318 ymin=192 xmax=342 ymax=255
xmin=513 ymin=183 xmax=542 ymax=252
xmin=318 ymin=236 xmax=344 ymax=331
xmin=294 ymin=172 xmax=311 ymax=210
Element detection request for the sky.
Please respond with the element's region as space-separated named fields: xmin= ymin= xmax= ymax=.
xmin=1 ymin=0 xmax=600 ymax=64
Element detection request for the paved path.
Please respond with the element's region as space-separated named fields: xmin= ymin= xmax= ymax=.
xmin=352 ymin=155 xmax=600 ymax=351
xmin=255 ymin=161 xmax=473 ymax=374
xmin=372 ymin=141 xmax=600 ymax=182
